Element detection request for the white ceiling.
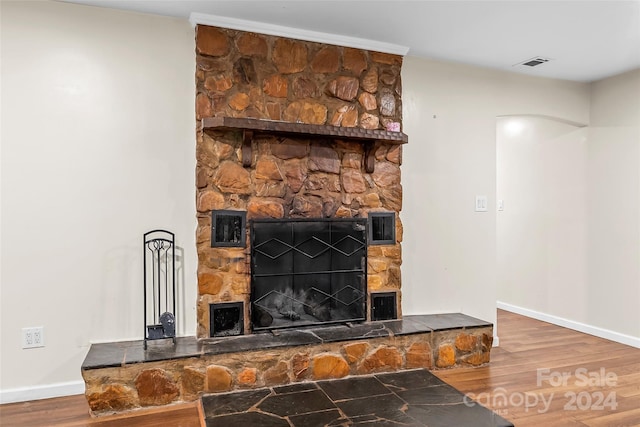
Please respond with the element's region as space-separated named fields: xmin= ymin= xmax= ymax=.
xmin=62 ymin=0 xmax=640 ymax=82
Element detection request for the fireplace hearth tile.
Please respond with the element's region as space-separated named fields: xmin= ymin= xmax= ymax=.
xmin=396 ymin=384 xmax=468 ymax=405
xmin=201 ymin=369 xmax=513 ymax=427
xmin=288 ymin=408 xmax=345 ymax=426
xmin=273 ymin=382 xmax=318 ymax=394
xmin=413 ymin=313 xmax=491 ymax=331
xmin=200 ymin=329 xmax=322 ymax=355
xmin=404 ymin=402 xmax=514 ymax=427
xmin=375 ymin=369 xmax=445 ymax=390
xmin=317 ymin=376 xmax=389 ymax=401
xmin=124 ymin=336 xmax=202 ymax=365
xmin=382 ymin=317 xmax=435 ymax=335
xmin=202 ymin=388 xmax=271 ymax=418
xmin=334 ymin=392 xmax=418 ymax=425
xmin=204 ymin=411 xmax=289 ymax=427
xmin=82 ymin=314 xmax=492 ymax=371
xmin=82 ymin=337 xmax=202 ymax=369
xmin=258 ymin=389 xmax=336 ymax=417
xmin=81 ymin=342 xmax=127 ymax=369
xmin=309 ymin=322 xmax=391 ymax=342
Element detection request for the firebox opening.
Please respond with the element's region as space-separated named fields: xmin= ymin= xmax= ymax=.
xmin=210 ymin=302 xmax=244 ymax=337
xmin=371 ymin=292 xmax=398 ymax=321
xmin=250 ymin=218 xmax=368 ymax=331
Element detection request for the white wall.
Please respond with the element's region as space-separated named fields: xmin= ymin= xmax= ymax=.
xmin=401 ymin=57 xmax=590 ymax=330
xmin=0 ymin=1 xmax=196 ymax=399
xmin=586 ymin=70 xmax=640 ymax=339
xmin=497 ymin=117 xmax=588 ymax=321
xmin=2 ymin=0 xmax=635 ymax=403
xmin=495 ymin=69 xmax=640 ymax=345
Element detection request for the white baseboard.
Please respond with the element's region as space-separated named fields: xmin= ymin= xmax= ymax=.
xmin=492 ymin=336 xmax=500 ymax=347
xmin=0 ymin=381 xmax=85 ymax=404
xmin=497 ymin=301 xmax=640 ymax=349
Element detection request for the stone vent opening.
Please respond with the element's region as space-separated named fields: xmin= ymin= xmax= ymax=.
xmin=371 ymin=292 xmax=398 ymax=321
xmin=210 ymin=302 xmax=244 ymax=337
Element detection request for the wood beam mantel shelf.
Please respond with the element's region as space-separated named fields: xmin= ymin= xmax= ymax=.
xmin=201 ymin=117 xmax=408 ymax=173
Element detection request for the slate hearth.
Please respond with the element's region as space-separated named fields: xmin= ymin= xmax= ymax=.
xmin=81 ymin=314 xmax=494 ymax=415
xmin=202 ymin=369 xmax=514 ymax=427
xmin=82 ymin=314 xmax=491 ymax=368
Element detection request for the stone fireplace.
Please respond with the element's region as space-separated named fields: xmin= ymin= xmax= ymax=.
xmin=80 ymin=24 xmax=495 ymax=416
xmin=194 ymin=25 xmax=405 ymax=338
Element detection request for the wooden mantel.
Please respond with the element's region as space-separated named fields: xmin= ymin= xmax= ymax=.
xmin=201 ymin=117 xmax=408 ymax=173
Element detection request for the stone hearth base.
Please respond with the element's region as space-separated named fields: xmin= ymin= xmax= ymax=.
xmin=81 ymin=314 xmax=493 ymax=416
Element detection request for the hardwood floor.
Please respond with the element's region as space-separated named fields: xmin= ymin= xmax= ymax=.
xmin=0 ymin=397 xmax=203 ymax=427
xmin=436 ymin=310 xmax=640 ymax=427
xmin=1 ymin=310 xmax=638 ymax=426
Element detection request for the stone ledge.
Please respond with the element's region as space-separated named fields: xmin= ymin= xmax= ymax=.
xmin=82 ymin=313 xmax=491 ymax=370
xmin=81 ymin=314 xmax=493 ymax=416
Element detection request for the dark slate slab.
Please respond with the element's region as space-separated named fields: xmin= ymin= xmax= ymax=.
xmin=273 ymin=382 xmax=318 ymax=394
xmin=288 ymin=408 xmax=345 ymax=427
xmin=337 ymin=393 xmax=418 ymax=424
xmin=199 ymin=328 xmax=321 ymax=355
xmin=352 ymin=420 xmax=421 ymax=427
xmin=201 ymin=389 xmax=271 ymax=417
xmin=258 ymin=389 xmax=336 ymax=417
xmin=396 ymin=384 xmax=468 ymax=405
xmin=81 ymin=341 xmax=127 ymax=369
xmin=82 ymin=336 xmax=201 ymax=369
xmin=125 ymin=336 xmax=202 ymax=365
xmin=201 ymin=369 xmax=513 ymax=427
xmin=82 ymin=313 xmax=491 ymax=370
xmin=405 ymin=402 xmax=514 ymax=427
xmin=205 ymin=411 xmax=289 ymax=427
xmin=317 ymin=376 xmax=390 ymax=401
xmin=375 ymin=369 xmax=447 ymax=390
xmin=411 ymin=313 xmax=492 ymax=331
xmin=310 ymin=322 xmax=391 ymax=343
xmin=382 ymin=317 xmax=434 ymax=335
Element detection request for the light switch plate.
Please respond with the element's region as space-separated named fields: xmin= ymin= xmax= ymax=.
xmin=475 ymin=195 xmax=488 ymax=212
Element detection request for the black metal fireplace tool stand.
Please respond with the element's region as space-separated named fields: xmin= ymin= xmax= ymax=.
xmin=143 ymin=229 xmax=177 ymax=350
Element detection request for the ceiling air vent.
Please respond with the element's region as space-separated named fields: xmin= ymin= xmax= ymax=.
xmin=514 ymin=56 xmax=551 ymax=67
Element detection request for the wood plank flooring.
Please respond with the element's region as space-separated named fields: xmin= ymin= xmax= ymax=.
xmin=0 ymin=397 xmax=203 ymax=427
xmin=435 ymin=310 xmax=640 ymax=427
xmin=1 ymin=310 xmax=638 ymax=426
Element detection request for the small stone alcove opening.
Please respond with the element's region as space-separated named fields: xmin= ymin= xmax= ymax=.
xmin=371 ymin=292 xmax=398 ymax=321
xmin=210 ymin=302 xmax=244 ymax=337
xmin=211 ymin=210 xmax=246 ymax=248
xmin=368 ymin=212 xmax=396 ymax=245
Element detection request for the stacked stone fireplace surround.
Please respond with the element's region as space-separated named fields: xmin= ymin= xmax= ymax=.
xmin=80 ymin=25 xmax=493 ymax=415
xmin=194 ymin=25 xmax=407 ymax=339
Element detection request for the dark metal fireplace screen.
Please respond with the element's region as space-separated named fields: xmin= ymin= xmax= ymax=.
xmin=250 ymin=218 xmax=367 ymax=331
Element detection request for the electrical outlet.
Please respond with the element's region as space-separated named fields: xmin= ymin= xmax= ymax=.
xmin=22 ymin=327 xmax=44 ymax=349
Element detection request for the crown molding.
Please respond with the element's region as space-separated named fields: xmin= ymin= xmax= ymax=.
xmin=189 ymin=12 xmax=409 ymax=56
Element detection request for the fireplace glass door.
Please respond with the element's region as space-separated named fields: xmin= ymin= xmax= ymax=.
xmin=250 ymin=218 xmax=367 ymax=331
